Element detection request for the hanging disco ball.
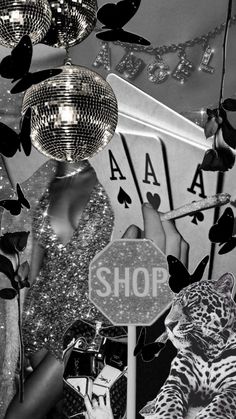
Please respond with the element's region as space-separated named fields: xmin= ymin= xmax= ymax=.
xmin=0 ymin=0 xmax=52 ymax=48
xmin=42 ymin=0 xmax=97 ymax=48
xmin=22 ymin=63 xmax=118 ymax=162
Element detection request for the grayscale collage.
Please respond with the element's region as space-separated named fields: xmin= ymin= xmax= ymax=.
xmin=0 ymin=1 xmax=236 ymax=418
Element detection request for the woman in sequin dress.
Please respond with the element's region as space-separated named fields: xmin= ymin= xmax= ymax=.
xmin=5 ymin=159 xmax=126 ymax=419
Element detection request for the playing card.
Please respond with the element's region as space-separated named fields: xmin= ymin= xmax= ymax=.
xmin=116 ymin=112 xmax=218 ymax=274
xmin=107 ymin=73 xmax=206 ymax=146
xmin=90 ymin=131 xmax=170 ymax=239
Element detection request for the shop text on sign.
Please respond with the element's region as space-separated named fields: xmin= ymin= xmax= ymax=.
xmin=95 ymin=266 xmax=168 ymax=297
xmin=89 ymin=239 xmax=173 ymax=326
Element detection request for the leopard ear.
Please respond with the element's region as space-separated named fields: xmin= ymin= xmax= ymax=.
xmin=214 ymin=273 xmax=235 ymax=297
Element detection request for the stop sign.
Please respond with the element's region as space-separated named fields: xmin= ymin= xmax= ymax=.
xmin=89 ymin=239 xmax=174 ymax=326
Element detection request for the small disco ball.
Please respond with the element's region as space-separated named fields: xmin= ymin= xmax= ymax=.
xmin=0 ymin=0 xmax=52 ymax=48
xmin=22 ymin=63 xmax=118 ymax=162
xmin=42 ymin=0 xmax=97 ymax=48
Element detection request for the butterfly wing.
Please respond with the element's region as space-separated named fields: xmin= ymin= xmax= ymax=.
xmin=96 ymin=29 xmax=122 ymax=42
xmin=141 ymin=341 xmax=166 ymax=362
xmin=0 ymin=122 xmax=19 ymax=157
xmin=209 ymin=207 xmax=234 ymax=243
xmin=0 ymin=35 xmax=32 ymax=81
xmin=219 ymin=237 xmax=236 ymax=255
xmin=11 ymin=74 xmax=33 ymax=94
xmin=19 ymin=107 xmax=32 ymax=156
xmin=11 ymin=35 xmax=32 ymax=81
xmin=41 ymin=26 xmax=59 ymax=47
xmin=117 ymin=29 xmax=150 ymax=45
xmin=11 ymin=69 xmax=62 ymax=94
xmin=31 ymin=69 xmax=62 ymax=85
xmin=97 ymin=0 xmax=141 ymax=29
xmin=16 ymin=184 xmax=30 ymax=210
xmin=133 ymin=327 xmax=146 ymax=357
xmin=190 ymin=255 xmax=209 ymax=284
xmin=0 ymin=199 xmax=20 ymax=216
xmin=0 ymin=55 xmax=16 ymax=79
xmin=167 ymin=255 xmax=190 ymax=293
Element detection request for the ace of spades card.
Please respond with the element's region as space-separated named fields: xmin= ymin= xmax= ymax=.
xmin=105 ymin=74 xmax=223 ymax=275
xmin=90 ymin=132 xmax=171 ymax=238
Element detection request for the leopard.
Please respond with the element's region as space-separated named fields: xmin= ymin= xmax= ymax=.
xmin=139 ymin=272 xmax=236 ymax=419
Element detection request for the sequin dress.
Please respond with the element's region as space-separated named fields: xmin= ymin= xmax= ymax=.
xmin=22 ymin=182 xmax=115 ymax=361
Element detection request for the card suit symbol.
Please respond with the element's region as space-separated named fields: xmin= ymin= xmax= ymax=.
xmin=208 ymin=207 xmax=236 ymax=254
xmin=97 ymin=0 xmax=150 ymax=45
xmin=134 ymin=327 xmax=165 ymax=362
xmin=167 ymin=255 xmax=209 ymax=293
xmin=190 ymin=211 xmax=204 ymax=225
xmin=117 ymin=187 xmax=132 ymax=208
xmin=146 ymin=192 xmax=161 ymax=211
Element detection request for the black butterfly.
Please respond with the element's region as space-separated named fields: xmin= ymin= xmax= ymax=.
xmin=167 ymin=255 xmax=209 ymax=293
xmin=0 ymin=184 xmax=30 ymax=215
xmin=96 ymin=0 xmax=150 ymax=45
xmin=209 ymin=207 xmax=236 ymax=254
xmin=134 ymin=327 xmax=166 ymax=362
xmin=0 ymin=35 xmax=62 ymax=94
xmin=0 ymin=107 xmax=31 ymax=157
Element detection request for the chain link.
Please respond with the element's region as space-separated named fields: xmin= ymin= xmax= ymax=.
xmin=94 ymin=14 xmax=236 ymax=56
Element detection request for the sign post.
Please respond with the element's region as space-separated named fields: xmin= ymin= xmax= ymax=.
xmin=89 ymin=239 xmax=173 ymax=419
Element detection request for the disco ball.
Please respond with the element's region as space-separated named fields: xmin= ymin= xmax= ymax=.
xmin=0 ymin=0 xmax=52 ymax=48
xmin=22 ymin=63 xmax=118 ymax=162
xmin=42 ymin=0 xmax=97 ymax=48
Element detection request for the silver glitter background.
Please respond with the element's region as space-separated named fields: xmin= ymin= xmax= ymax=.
xmin=22 ymin=64 xmax=118 ymax=162
xmin=44 ymin=0 xmax=97 ymax=48
xmin=89 ymin=239 xmax=174 ymax=326
xmin=0 ymin=0 xmax=52 ymax=48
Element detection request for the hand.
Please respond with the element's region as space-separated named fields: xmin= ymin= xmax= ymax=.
xmin=122 ymin=203 xmax=189 ymax=266
xmin=84 ymin=391 xmax=114 ymax=419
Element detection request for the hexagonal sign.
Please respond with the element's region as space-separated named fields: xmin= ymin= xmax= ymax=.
xmin=89 ymin=239 xmax=174 ymax=326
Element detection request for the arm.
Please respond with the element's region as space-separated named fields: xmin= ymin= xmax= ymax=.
xmin=28 ymin=239 xmax=45 ymax=286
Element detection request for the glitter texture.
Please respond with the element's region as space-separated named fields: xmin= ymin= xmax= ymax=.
xmin=22 ymin=64 xmax=118 ymax=162
xmin=43 ymin=0 xmax=97 ymax=48
xmin=22 ymin=182 xmax=115 ymax=361
xmin=90 ymin=239 xmax=174 ymax=326
xmin=0 ymin=0 xmax=52 ymax=48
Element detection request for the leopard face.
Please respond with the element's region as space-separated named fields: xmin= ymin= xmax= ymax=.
xmin=165 ymin=273 xmax=236 ymax=355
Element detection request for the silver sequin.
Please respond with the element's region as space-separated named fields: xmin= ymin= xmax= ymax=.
xmin=22 ymin=182 xmax=114 ymax=361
